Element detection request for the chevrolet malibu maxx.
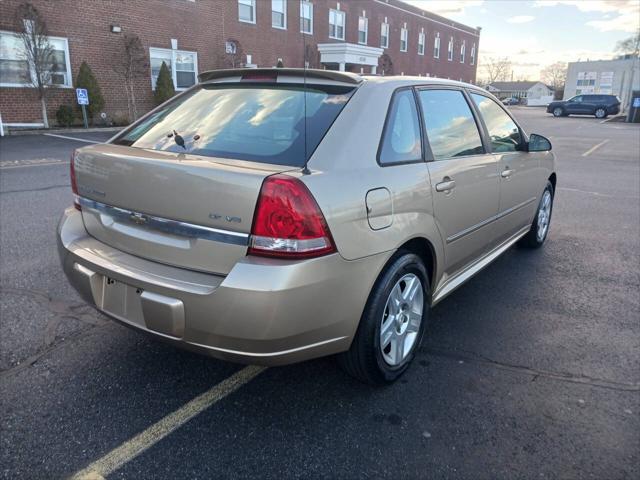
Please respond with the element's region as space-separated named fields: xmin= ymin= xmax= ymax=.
xmin=58 ymin=69 xmax=556 ymax=384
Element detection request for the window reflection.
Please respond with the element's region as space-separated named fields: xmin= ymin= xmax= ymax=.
xmin=113 ymin=84 xmax=354 ymax=166
xmin=419 ymin=90 xmax=484 ymax=160
xmin=471 ymin=93 xmax=521 ymax=153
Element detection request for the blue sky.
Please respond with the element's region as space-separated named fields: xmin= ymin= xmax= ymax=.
xmin=405 ymin=0 xmax=639 ymax=80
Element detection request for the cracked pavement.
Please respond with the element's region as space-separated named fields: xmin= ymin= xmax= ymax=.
xmin=0 ymin=112 xmax=638 ymax=479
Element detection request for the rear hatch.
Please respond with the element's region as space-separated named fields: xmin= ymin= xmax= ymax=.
xmin=75 ymin=71 xmax=358 ymax=275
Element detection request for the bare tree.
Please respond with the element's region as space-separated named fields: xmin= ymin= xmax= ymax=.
xmin=615 ymin=30 xmax=640 ymax=56
xmin=14 ymin=3 xmax=55 ymax=128
xmin=113 ymin=34 xmax=147 ymax=122
xmin=482 ymin=56 xmax=512 ymax=84
xmin=541 ymin=62 xmax=567 ymax=97
xmin=380 ymin=54 xmax=394 ymax=76
xmin=304 ymin=44 xmax=318 ymax=69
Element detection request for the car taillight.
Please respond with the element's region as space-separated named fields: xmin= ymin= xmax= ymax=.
xmin=248 ymin=174 xmax=336 ymax=259
xmin=70 ymin=151 xmax=81 ymax=210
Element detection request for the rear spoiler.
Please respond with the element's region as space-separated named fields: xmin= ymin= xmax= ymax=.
xmin=198 ymin=68 xmax=363 ymax=85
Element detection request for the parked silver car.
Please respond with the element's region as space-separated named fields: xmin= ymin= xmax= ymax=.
xmin=58 ymin=69 xmax=556 ymax=384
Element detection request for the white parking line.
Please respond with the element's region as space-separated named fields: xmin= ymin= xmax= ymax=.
xmin=69 ymin=365 xmax=266 ymax=480
xmin=44 ymin=133 xmax=100 ymax=143
xmin=581 ymin=139 xmax=609 ymax=157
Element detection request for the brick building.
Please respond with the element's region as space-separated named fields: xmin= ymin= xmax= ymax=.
xmin=0 ymin=0 xmax=480 ymax=127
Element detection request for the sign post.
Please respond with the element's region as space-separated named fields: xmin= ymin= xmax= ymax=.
xmin=75 ymin=88 xmax=89 ymax=129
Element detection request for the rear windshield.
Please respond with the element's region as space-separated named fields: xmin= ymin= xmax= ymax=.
xmin=112 ymin=83 xmax=355 ymax=166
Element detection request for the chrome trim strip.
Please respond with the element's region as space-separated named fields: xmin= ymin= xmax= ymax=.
xmin=78 ymin=197 xmax=249 ymax=246
xmin=447 ymin=196 xmax=537 ymax=243
xmin=433 ymin=225 xmax=530 ymax=305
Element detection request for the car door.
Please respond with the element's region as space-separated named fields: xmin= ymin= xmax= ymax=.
xmin=469 ymin=92 xmax=541 ymax=241
xmin=565 ymin=95 xmax=584 ymax=114
xmin=581 ymin=95 xmax=599 ymax=114
xmin=417 ymin=87 xmax=501 ymax=278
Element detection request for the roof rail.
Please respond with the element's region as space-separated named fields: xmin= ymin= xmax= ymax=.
xmin=198 ymin=68 xmax=363 ymax=85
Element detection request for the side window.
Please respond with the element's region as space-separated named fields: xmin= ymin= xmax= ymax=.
xmin=573 ymin=96 xmax=583 ymax=103
xmin=379 ymin=90 xmax=422 ymax=165
xmin=418 ymin=89 xmax=484 ymax=160
xmin=470 ymin=93 xmax=522 ymax=153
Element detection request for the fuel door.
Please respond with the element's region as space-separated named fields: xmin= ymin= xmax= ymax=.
xmin=365 ymin=187 xmax=393 ymax=230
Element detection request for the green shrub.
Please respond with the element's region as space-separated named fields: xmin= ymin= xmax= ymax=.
xmin=55 ymin=105 xmax=75 ymax=127
xmin=75 ymin=62 xmax=105 ymax=121
xmin=154 ymin=62 xmax=175 ymax=105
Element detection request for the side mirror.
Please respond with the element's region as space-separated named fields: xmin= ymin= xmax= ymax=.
xmin=528 ymin=133 xmax=552 ymax=152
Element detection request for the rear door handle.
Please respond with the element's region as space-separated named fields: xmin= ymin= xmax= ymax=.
xmin=435 ymin=180 xmax=456 ymax=192
xmin=501 ymin=168 xmax=515 ymax=178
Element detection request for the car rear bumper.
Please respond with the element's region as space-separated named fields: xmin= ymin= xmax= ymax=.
xmin=58 ymin=208 xmax=389 ymax=365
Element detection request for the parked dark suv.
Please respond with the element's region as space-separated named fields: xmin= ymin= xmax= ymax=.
xmin=547 ymin=94 xmax=621 ymax=119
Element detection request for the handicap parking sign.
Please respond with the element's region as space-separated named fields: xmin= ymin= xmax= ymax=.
xmin=76 ymin=88 xmax=89 ymax=105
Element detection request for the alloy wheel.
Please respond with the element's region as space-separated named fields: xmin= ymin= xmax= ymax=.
xmin=553 ymin=107 xmax=563 ymax=117
xmin=595 ymin=108 xmax=606 ymax=118
xmin=380 ymin=273 xmax=423 ymax=366
xmin=537 ymin=190 xmax=552 ymax=242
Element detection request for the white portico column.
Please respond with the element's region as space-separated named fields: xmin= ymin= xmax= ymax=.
xmin=339 ymin=62 xmax=346 ymax=72
xmin=371 ymin=65 xmax=377 ymax=74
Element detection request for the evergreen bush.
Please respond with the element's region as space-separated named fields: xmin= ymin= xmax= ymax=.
xmin=154 ymin=62 xmax=176 ymax=105
xmin=75 ymin=62 xmax=105 ymax=121
xmin=55 ymin=105 xmax=75 ymax=127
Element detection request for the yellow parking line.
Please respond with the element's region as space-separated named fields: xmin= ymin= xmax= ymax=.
xmin=69 ymin=365 xmax=267 ymax=480
xmin=581 ymin=139 xmax=609 ymax=157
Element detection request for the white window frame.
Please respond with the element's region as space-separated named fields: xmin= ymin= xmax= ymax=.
xmin=358 ymin=16 xmax=368 ymax=45
xmin=329 ymin=8 xmax=345 ymax=40
xmin=460 ymin=40 xmax=465 ymax=63
xmin=272 ymin=0 xmax=287 ymax=30
xmin=418 ymin=29 xmax=425 ymax=56
xmin=300 ymin=1 xmax=313 ymax=35
xmin=448 ymin=36 xmax=453 ymax=61
xmin=434 ymin=32 xmax=440 ymax=59
xmin=149 ymin=47 xmax=198 ymax=92
xmin=470 ymin=43 xmax=476 ymax=65
xmin=0 ymin=30 xmax=73 ymax=88
xmin=400 ymin=27 xmax=408 ymax=52
xmin=380 ymin=21 xmax=389 ymax=49
xmin=238 ymin=0 xmax=256 ymax=24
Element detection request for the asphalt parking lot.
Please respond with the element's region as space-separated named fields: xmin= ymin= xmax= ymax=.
xmin=1 ymin=109 xmax=639 ymax=479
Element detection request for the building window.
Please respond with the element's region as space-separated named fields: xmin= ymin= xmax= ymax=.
xmin=447 ymin=36 xmax=453 ymax=61
xmin=418 ymin=29 xmax=425 ymax=55
xmin=470 ymin=43 xmax=475 ymax=65
xmin=358 ymin=16 xmax=368 ymax=44
xmin=400 ymin=27 xmax=408 ymax=52
xmin=300 ymin=1 xmax=313 ymax=34
xmin=150 ymin=47 xmax=198 ymax=91
xmin=272 ymin=0 xmax=286 ymax=29
xmin=238 ymin=0 xmax=256 ymax=24
xmin=434 ymin=32 xmax=440 ymax=58
xmin=0 ymin=30 xmax=72 ymax=87
xmin=380 ymin=21 xmax=389 ymax=48
xmin=460 ymin=40 xmax=465 ymax=63
xmin=329 ymin=9 xmax=345 ymax=40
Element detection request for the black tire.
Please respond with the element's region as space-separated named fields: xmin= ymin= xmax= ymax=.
xmin=594 ymin=107 xmax=607 ymax=119
xmin=519 ymin=181 xmax=554 ymax=248
xmin=338 ymin=252 xmax=429 ymax=385
xmin=552 ymin=107 xmax=565 ymax=117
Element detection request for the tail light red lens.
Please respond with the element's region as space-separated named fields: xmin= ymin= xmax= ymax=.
xmin=248 ymin=174 xmax=336 ymax=259
xmin=70 ymin=151 xmax=81 ymax=210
